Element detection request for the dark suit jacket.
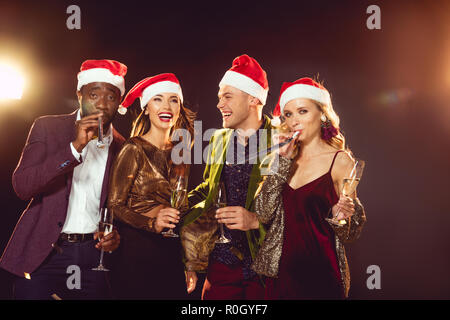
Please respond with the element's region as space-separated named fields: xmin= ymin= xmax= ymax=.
xmin=0 ymin=110 xmax=125 ymax=277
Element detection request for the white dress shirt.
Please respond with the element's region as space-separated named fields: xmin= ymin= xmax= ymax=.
xmin=61 ymin=110 xmax=113 ymax=234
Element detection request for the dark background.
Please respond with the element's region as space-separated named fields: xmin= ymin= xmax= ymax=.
xmin=0 ymin=0 xmax=449 ymax=299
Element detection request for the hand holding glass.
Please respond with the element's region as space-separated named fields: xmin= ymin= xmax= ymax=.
xmin=162 ymin=176 xmax=187 ymax=238
xmin=215 ymin=183 xmax=231 ymax=244
xmin=326 ymin=159 xmax=365 ymax=226
xmin=92 ymin=208 xmax=113 ymax=271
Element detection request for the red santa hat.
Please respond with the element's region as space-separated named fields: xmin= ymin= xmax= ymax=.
xmin=118 ymin=73 xmax=183 ymax=115
xmin=77 ymin=59 xmax=127 ymax=96
xmin=219 ymin=54 xmax=269 ymax=105
xmin=271 ymin=77 xmax=331 ymax=126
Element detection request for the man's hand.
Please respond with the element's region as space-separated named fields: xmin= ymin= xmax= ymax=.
xmin=215 ymin=206 xmax=259 ymax=231
xmin=72 ymin=112 xmax=103 ymax=153
xmin=95 ymin=228 xmax=120 ymax=252
xmin=331 ymin=195 xmax=355 ymax=221
xmin=154 ymin=207 xmax=180 ymax=233
xmin=185 ymin=271 xmax=198 ymax=294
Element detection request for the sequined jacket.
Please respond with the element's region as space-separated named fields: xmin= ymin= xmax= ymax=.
xmin=253 ymin=156 xmax=367 ymax=298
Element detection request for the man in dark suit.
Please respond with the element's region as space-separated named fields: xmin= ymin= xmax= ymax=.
xmin=0 ymin=59 xmax=127 ymax=299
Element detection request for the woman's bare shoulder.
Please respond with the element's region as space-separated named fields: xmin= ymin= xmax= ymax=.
xmin=332 ymin=150 xmax=355 ymax=178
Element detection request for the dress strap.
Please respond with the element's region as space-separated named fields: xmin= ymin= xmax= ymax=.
xmin=329 ymin=150 xmax=344 ymax=173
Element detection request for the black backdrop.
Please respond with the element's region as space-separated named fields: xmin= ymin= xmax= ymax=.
xmin=0 ymin=0 xmax=449 ymax=299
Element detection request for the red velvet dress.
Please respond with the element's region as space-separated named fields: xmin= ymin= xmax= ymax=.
xmin=265 ymin=151 xmax=345 ymax=299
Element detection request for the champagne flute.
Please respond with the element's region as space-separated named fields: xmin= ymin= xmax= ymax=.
xmin=96 ymin=115 xmax=106 ymax=149
xmin=326 ymin=159 xmax=365 ymax=226
xmin=162 ymin=176 xmax=187 ymax=238
xmin=81 ymin=103 xmax=104 ymax=149
xmin=92 ymin=208 xmax=113 ymax=271
xmin=215 ymin=182 xmax=231 ymax=244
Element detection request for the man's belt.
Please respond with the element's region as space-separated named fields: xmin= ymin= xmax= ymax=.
xmin=58 ymin=233 xmax=95 ymax=243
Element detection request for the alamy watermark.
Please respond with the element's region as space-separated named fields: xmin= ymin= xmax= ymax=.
xmin=366 ymin=5 xmax=381 ymax=30
xmin=66 ymin=5 xmax=81 ymax=30
xmin=170 ymin=122 xmax=281 ymax=176
xmin=366 ymin=265 xmax=381 ymax=290
xmin=66 ymin=265 xmax=81 ymax=290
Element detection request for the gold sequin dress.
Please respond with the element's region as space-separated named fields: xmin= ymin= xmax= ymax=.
xmin=107 ymin=136 xmax=187 ymax=299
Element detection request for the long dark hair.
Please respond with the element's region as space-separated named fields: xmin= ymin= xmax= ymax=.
xmin=130 ymin=101 xmax=196 ymax=145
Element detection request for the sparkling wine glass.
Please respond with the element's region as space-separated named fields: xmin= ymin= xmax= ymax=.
xmin=162 ymin=176 xmax=188 ymax=238
xmin=326 ymin=159 xmax=365 ymax=226
xmin=96 ymin=115 xmax=106 ymax=149
xmin=215 ymin=182 xmax=231 ymax=244
xmin=92 ymin=208 xmax=113 ymax=271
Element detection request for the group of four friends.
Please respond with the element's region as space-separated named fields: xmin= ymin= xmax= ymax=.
xmin=0 ymin=54 xmax=366 ymax=300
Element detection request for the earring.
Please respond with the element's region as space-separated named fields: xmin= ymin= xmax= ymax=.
xmin=320 ymin=119 xmax=330 ymax=128
xmin=320 ymin=114 xmax=327 ymax=122
xmin=321 ymin=118 xmax=339 ymax=140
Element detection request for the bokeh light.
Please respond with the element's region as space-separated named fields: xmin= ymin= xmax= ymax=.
xmin=0 ymin=62 xmax=25 ymax=100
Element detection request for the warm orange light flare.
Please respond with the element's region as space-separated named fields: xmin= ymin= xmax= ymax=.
xmin=0 ymin=62 xmax=26 ymax=100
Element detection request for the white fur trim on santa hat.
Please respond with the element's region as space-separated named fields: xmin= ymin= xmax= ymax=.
xmin=140 ymin=81 xmax=183 ymax=109
xmin=118 ymin=105 xmax=127 ymax=115
xmin=280 ymin=84 xmax=331 ymax=113
xmin=219 ymin=70 xmax=268 ymax=105
xmin=77 ymin=68 xmax=125 ymax=96
xmin=271 ymin=116 xmax=281 ymax=126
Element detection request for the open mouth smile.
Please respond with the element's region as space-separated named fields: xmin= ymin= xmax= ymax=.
xmin=158 ymin=112 xmax=173 ymax=122
xmin=222 ymin=111 xmax=232 ymax=119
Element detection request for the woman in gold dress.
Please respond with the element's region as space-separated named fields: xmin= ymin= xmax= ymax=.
xmin=107 ymin=73 xmax=195 ymax=299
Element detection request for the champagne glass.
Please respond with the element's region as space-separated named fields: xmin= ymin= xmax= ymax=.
xmin=215 ymin=182 xmax=231 ymax=244
xmin=96 ymin=115 xmax=106 ymax=149
xmin=326 ymin=159 xmax=365 ymax=226
xmin=92 ymin=208 xmax=113 ymax=271
xmin=81 ymin=103 xmax=104 ymax=149
xmin=162 ymin=176 xmax=187 ymax=238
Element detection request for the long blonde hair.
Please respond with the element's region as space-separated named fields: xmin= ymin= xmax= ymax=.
xmin=315 ymin=100 xmax=346 ymax=151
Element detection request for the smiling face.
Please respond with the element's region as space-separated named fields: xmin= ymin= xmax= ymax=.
xmin=217 ymin=85 xmax=254 ymax=129
xmin=77 ymin=82 xmax=121 ymax=128
xmin=145 ymin=92 xmax=181 ymax=131
xmin=282 ymin=98 xmax=323 ymax=143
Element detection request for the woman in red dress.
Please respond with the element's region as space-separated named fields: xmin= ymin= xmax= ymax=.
xmin=253 ymin=78 xmax=367 ymax=299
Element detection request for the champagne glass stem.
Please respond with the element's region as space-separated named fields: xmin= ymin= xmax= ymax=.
xmin=98 ymin=116 xmax=103 ymax=142
xmin=331 ymin=207 xmax=342 ymax=224
xmin=162 ymin=188 xmax=183 ymax=238
xmin=219 ymin=222 xmax=225 ymax=237
xmin=98 ymin=248 xmax=105 ymax=266
xmin=97 ymin=116 xmax=105 ymax=148
xmin=92 ymin=208 xmax=111 ymax=271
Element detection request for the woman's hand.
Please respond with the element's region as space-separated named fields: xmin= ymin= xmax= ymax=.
xmin=331 ymin=195 xmax=355 ymax=220
xmin=185 ymin=271 xmax=198 ymax=294
xmin=154 ymin=207 xmax=180 ymax=233
xmin=276 ymin=132 xmax=299 ymax=159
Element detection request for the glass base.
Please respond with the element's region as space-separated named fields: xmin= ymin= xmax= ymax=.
xmin=162 ymin=230 xmax=179 ymax=238
xmin=215 ymin=236 xmax=231 ymax=244
xmin=92 ymin=265 xmax=109 ymax=272
xmin=325 ymin=218 xmax=347 ymax=226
